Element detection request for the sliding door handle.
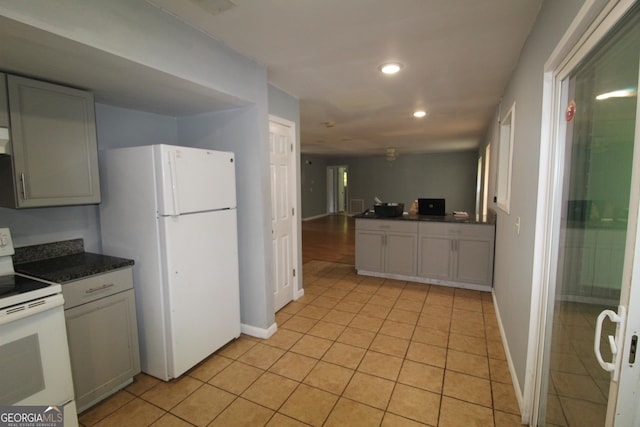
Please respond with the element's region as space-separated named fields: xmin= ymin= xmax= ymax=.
xmin=594 ymin=305 xmax=626 ymax=382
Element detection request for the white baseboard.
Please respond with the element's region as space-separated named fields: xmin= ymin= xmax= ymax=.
xmin=357 ymin=270 xmax=492 ymax=293
xmin=294 ymin=287 xmax=305 ymax=300
xmin=241 ymin=322 xmax=277 ymax=339
xmin=492 ymin=290 xmax=526 ymax=423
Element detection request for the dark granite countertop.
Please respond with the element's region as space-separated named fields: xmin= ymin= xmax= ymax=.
xmin=355 ymin=212 xmax=496 ymax=225
xmin=13 ymin=239 xmax=134 ymax=283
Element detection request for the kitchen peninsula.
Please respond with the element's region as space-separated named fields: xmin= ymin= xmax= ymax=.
xmin=355 ymin=213 xmax=496 ymax=291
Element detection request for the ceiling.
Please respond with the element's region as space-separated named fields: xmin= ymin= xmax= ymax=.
xmin=148 ymin=0 xmax=543 ymax=156
xmin=0 ymin=1 xmax=543 ymax=157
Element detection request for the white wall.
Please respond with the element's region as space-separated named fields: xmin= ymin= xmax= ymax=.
xmin=483 ymin=0 xmax=585 ymax=399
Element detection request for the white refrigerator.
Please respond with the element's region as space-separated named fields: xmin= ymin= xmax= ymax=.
xmin=99 ymin=144 xmax=241 ymax=381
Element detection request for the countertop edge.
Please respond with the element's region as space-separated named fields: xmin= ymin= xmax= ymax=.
xmin=354 ymin=213 xmax=496 ymax=225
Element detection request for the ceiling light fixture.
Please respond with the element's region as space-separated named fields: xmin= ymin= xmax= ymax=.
xmin=413 ymin=110 xmax=427 ymax=118
xmin=595 ymin=87 xmax=637 ymax=100
xmin=379 ymin=63 xmax=403 ymax=75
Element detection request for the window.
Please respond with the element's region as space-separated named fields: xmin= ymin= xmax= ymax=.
xmin=496 ymin=103 xmax=515 ymax=213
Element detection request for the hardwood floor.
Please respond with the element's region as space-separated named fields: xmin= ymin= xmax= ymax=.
xmin=302 ymin=214 xmax=355 ymax=265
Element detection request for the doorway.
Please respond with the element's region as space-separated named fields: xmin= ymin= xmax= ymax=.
xmin=534 ymin=3 xmax=640 ymax=425
xmin=326 ymin=165 xmax=348 ymax=214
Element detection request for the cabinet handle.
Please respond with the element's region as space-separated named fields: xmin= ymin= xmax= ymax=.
xmin=20 ymin=173 xmax=27 ymax=200
xmin=85 ymin=283 xmax=115 ymax=294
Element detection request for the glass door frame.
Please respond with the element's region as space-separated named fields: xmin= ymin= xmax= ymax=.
xmin=528 ymin=0 xmax=640 ymax=424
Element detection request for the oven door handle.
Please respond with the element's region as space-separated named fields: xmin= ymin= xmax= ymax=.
xmin=0 ymin=294 xmax=64 ymax=326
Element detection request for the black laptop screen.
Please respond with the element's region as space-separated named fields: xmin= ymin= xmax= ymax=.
xmin=418 ymin=198 xmax=445 ymax=216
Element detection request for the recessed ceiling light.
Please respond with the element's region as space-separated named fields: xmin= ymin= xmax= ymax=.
xmin=413 ymin=110 xmax=427 ymax=118
xmin=379 ymin=63 xmax=403 ymax=75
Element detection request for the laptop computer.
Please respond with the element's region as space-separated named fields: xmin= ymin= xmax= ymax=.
xmin=418 ymin=198 xmax=446 ymax=216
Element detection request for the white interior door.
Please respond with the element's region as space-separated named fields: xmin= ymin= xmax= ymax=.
xmin=536 ymin=4 xmax=640 ymax=425
xmin=270 ymin=118 xmax=297 ymax=312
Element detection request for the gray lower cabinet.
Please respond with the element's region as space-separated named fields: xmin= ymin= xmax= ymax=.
xmin=418 ymin=222 xmax=495 ymax=287
xmin=63 ymin=268 xmax=140 ymax=412
xmin=0 ymin=74 xmax=100 ymax=208
xmin=355 ymin=219 xmax=418 ymax=276
xmin=356 ymin=218 xmax=495 ymax=289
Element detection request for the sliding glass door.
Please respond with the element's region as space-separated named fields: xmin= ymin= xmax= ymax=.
xmin=537 ymin=4 xmax=639 ymax=426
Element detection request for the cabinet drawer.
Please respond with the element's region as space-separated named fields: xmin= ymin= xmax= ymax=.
xmin=63 ymin=268 xmax=133 ymax=309
xmin=356 ymin=219 xmax=418 ymax=233
xmin=419 ymin=222 xmax=494 ymax=239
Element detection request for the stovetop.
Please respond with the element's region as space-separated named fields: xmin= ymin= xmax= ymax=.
xmin=0 ymin=274 xmax=52 ymax=298
xmin=0 ymin=273 xmax=61 ymax=310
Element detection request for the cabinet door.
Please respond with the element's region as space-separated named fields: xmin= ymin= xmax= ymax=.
xmin=386 ymin=232 xmax=417 ymax=276
xmin=418 ymin=235 xmax=453 ymax=280
xmin=455 ymin=238 xmax=494 ymax=285
xmin=355 ymin=230 xmax=385 ymax=272
xmin=65 ymin=289 xmax=140 ymax=412
xmin=7 ymin=75 xmax=100 ymax=207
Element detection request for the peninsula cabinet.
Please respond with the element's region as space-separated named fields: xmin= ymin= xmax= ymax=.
xmin=355 ymin=217 xmax=495 ymax=291
xmin=0 ymin=74 xmax=100 ymax=208
xmin=355 ymin=219 xmax=418 ymax=276
xmin=418 ymin=222 xmax=495 ymax=288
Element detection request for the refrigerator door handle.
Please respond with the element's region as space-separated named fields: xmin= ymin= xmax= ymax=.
xmin=168 ymin=150 xmax=181 ymax=216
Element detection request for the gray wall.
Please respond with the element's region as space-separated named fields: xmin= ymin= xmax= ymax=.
xmin=483 ymin=0 xmax=585 ymax=397
xmin=301 ymin=151 xmax=478 ymax=218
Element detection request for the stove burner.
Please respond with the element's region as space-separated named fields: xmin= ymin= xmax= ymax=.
xmin=0 ymin=274 xmax=51 ymax=299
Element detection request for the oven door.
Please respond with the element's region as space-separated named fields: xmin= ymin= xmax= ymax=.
xmin=0 ymin=293 xmax=75 ymax=407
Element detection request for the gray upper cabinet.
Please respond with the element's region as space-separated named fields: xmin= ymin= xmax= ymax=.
xmin=0 ymin=75 xmax=100 ymax=208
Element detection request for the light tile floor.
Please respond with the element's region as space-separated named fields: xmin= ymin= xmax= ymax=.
xmin=79 ymin=260 xmax=522 ymax=426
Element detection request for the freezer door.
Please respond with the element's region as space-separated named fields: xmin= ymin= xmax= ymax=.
xmin=155 ymin=145 xmax=237 ymax=216
xmin=159 ymin=209 xmax=241 ymax=379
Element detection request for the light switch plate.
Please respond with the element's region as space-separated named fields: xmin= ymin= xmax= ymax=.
xmin=0 ymin=228 xmax=15 ymax=256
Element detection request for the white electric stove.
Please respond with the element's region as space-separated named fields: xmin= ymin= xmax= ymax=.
xmin=0 ymin=228 xmax=78 ymax=426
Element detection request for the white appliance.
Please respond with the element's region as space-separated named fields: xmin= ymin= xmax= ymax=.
xmin=0 ymin=228 xmax=78 ymax=426
xmin=99 ymin=144 xmax=241 ymax=381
